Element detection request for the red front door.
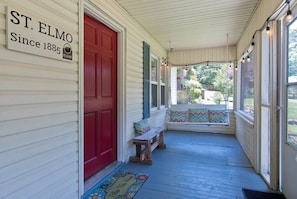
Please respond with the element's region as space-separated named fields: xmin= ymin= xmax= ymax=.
xmin=84 ymin=14 xmax=117 ymax=180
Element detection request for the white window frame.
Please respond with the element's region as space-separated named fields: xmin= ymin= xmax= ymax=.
xmin=150 ymin=54 xmax=158 ymax=111
xmin=150 ymin=54 xmax=167 ymax=111
xmin=239 ymin=51 xmax=255 ymax=120
xmin=160 ymin=60 xmax=166 ymax=108
xmin=285 ymin=17 xmax=297 ymax=149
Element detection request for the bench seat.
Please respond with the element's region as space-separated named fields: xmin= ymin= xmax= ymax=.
xmin=133 ymin=127 xmax=164 ymax=141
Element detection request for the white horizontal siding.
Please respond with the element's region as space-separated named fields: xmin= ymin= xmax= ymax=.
xmin=169 ymin=45 xmax=237 ymax=66
xmin=0 ymin=153 xmax=77 ymax=198
xmin=3 ymin=153 xmax=78 ymax=199
xmin=0 ymin=112 xmax=77 ymax=137
xmin=0 ymin=1 xmax=79 ymax=199
xmin=0 ymin=91 xmax=77 ymax=105
xmin=0 ymin=131 xmax=77 ymax=169
xmin=0 ymin=76 xmax=77 ymax=91
xmin=150 ymin=108 xmax=167 ymax=129
xmin=0 ymin=102 xmax=77 ymax=121
xmin=0 ymin=47 xmax=79 ymax=70
xmin=0 ymin=122 xmax=77 ymax=152
xmin=0 ymin=142 xmax=77 ymax=198
xmin=234 ymin=112 xmax=255 ymax=167
xmin=0 ymin=60 xmax=77 ymax=80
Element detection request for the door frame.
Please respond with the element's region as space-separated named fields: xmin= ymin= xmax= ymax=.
xmin=78 ymin=0 xmax=127 ymax=196
xmin=258 ymin=21 xmax=279 ymax=190
xmin=280 ymin=2 xmax=297 ymax=197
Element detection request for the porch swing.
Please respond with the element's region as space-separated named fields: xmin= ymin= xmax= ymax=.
xmin=166 ymin=34 xmax=232 ymax=134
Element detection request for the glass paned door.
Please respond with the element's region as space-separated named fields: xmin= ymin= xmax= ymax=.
xmin=260 ymin=28 xmax=271 ymax=184
xmin=260 ymin=25 xmax=279 ymax=188
xmin=261 ymin=106 xmax=271 ymax=183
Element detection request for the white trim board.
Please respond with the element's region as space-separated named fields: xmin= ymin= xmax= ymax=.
xmin=79 ymin=1 xmax=127 ymax=196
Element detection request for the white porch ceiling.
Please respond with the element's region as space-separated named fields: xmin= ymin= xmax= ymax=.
xmin=115 ymin=0 xmax=261 ymax=51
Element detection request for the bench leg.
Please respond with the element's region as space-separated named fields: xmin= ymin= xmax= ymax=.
xmin=135 ymin=144 xmax=141 ymax=157
xmin=158 ymin=131 xmax=166 ymax=149
xmin=144 ymin=141 xmax=152 ymax=164
xmin=129 ymin=141 xmax=153 ymax=165
xmin=130 ymin=130 xmax=166 ymax=165
xmin=129 ymin=143 xmax=143 ymax=162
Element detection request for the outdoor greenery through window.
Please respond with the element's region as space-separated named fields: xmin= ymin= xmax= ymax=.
xmin=240 ymin=53 xmax=254 ymax=118
xmin=175 ymin=63 xmax=234 ymax=109
xmin=287 ymin=18 xmax=297 ymax=148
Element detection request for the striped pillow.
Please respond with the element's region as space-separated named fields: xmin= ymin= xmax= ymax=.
xmin=208 ymin=110 xmax=228 ymax=123
xmin=134 ymin=119 xmax=151 ymax=134
xmin=188 ymin=108 xmax=208 ymax=122
xmin=169 ymin=110 xmax=188 ymax=122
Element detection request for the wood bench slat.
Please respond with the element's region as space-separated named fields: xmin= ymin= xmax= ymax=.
xmin=133 ymin=127 xmax=164 ymax=141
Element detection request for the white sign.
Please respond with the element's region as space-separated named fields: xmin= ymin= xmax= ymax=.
xmin=6 ymin=7 xmax=74 ymax=61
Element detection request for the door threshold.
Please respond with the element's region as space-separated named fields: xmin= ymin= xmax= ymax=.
xmin=84 ymin=161 xmax=123 ymax=193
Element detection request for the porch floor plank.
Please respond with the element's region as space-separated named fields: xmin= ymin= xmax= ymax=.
xmin=123 ymin=130 xmax=269 ymax=199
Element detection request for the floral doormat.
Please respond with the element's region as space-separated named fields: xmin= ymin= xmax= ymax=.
xmin=82 ymin=171 xmax=149 ymax=199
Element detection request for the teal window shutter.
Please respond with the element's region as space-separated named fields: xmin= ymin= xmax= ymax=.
xmin=143 ymin=41 xmax=150 ymax=119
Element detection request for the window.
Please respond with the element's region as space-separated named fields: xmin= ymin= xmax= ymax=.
xmin=151 ymin=56 xmax=158 ymax=109
xmin=143 ymin=41 xmax=150 ymax=119
xmin=240 ymin=53 xmax=254 ymax=117
xmin=173 ymin=63 xmax=234 ymax=109
xmin=151 ymin=54 xmax=166 ymax=110
xmin=161 ymin=62 xmax=166 ymax=107
xmin=287 ymin=18 xmax=297 ymax=148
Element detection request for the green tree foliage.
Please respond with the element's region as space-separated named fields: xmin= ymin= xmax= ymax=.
xmin=176 ymin=64 xmax=234 ymax=105
xmin=287 ymin=26 xmax=297 ymax=99
xmin=185 ymin=68 xmax=195 ymax=80
xmin=213 ymin=92 xmax=222 ymax=104
xmin=213 ymin=65 xmax=233 ymax=100
xmin=196 ymin=64 xmax=221 ymax=86
xmin=288 ymin=28 xmax=297 ymax=77
xmin=184 ymin=80 xmax=202 ymax=104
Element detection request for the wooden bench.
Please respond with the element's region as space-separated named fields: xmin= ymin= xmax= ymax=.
xmin=129 ymin=127 xmax=166 ymax=165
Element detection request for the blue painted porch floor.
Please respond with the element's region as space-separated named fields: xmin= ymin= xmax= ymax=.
xmin=122 ymin=130 xmax=269 ymax=199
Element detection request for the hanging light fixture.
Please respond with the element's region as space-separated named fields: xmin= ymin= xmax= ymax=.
xmin=251 ymin=35 xmax=255 ymax=46
xmin=266 ymin=25 xmax=270 ymax=35
xmin=287 ymin=9 xmax=293 ymax=21
xmin=226 ymin=33 xmax=231 ymax=68
xmin=265 ymin=19 xmax=270 ymax=35
xmin=161 ymin=57 xmax=168 ymax=67
xmin=245 ymin=50 xmax=251 ymax=62
xmin=247 ymin=56 xmax=251 ymax=62
xmin=241 ymin=52 xmax=245 ymax=63
xmin=286 ymin=0 xmax=293 ymax=21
